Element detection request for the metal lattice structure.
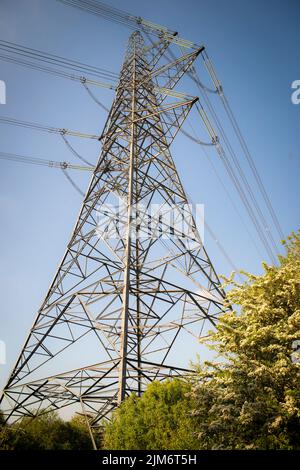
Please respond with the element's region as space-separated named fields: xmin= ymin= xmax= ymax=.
xmin=0 ymin=31 xmax=227 ymax=428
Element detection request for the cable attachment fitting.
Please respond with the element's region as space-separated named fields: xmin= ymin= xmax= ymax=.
xmin=216 ymin=84 xmax=223 ymax=95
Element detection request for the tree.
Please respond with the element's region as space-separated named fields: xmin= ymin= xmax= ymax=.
xmin=0 ymin=411 xmax=15 ymax=450
xmin=69 ymin=414 xmax=103 ymax=449
xmin=103 ymin=379 xmax=198 ymax=450
xmin=191 ymin=231 xmax=300 ymax=449
xmin=0 ymin=411 xmax=96 ymax=450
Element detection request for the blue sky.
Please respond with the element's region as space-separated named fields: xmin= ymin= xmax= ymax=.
xmin=0 ymin=0 xmax=299 ymax=393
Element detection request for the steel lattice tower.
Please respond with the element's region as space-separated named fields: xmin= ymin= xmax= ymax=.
xmin=0 ymin=31 xmax=227 ymax=427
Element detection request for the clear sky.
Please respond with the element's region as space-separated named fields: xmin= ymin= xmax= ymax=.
xmin=0 ymin=0 xmax=299 ymax=393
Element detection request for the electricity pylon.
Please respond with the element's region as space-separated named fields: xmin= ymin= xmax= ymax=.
xmin=0 ymin=31 xmax=227 ymax=426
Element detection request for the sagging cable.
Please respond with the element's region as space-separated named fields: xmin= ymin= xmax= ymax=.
xmin=179 ymin=128 xmax=215 ymax=146
xmin=61 ymin=166 xmax=85 ymax=196
xmin=81 ymin=80 xmax=110 ymax=112
xmin=190 ymin=66 xmax=218 ymax=94
xmin=60 ymin=133 xmax=93 ymax=166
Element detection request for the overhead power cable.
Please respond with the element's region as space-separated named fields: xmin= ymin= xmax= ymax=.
xmin=60 ymin=134 xmax=93 ymax=166
xmin=61 ymin=167 xmax=85 ymax=196
xmin=0 ymin=39 xmax=118 ymax=81
xmin=56 ymin=0 xmax=170 ymax=34
xmin=142 ymin=28 xmax=279 ymax=263
xmin=0 ymin=52 xmax=115 ymax=89
xmin=0 ymin=44 xmax=116 ymax=91
xmin=139 ymin=27 xmax=279 ymax=262
xmin=165 ymin=40 xmax=275 ymax=265
xmin=57 ymin=0 xmax=141 ymax=32
xmin=139 ymin=30 xmax=244 ymax=276
xmin=0 ymin=115 xmax=100 ymax=139
xmin=221 ymin=92 xmax=285 ymax=241
xmin=179 ymin=127 xmax=215 ymax=146
xmin=56 ymin=0 xmax=198 ymax=49
xmin=200 ymin=49 xmax=284 ymax=241
xmin=195 ymin=101 xmax=277 ymax=264
xmin=52 ymin=0 xmax=278 ymax=260
xmin=184 ymin=117 xmax=265 ymax=260
xmin=1 ymin=1 xmax=282 ymax=264
xmin=147 ymin=34 xmax=279 ymax=261
xmin=81 ymin=81 xmax=110 ymax=111
xmin=0 ymin=151 xmax=92 ymax=197
xmin=195 ymin=84 xmax=279 ymax=259
xmin=0 ymin=151 xmax=94 ymax=171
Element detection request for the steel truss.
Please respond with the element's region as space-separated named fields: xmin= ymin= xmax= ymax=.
xmin=1 ymin=31 xmax=227 ymax=428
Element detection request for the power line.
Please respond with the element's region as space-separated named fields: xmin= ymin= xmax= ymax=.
xmin=0 ymin=39 xmax=118 ymax=81
xmin=56 ymin=0 xmax=170 ymax=35
xmin=140 ymin=30 xmax=244 ymax=276
xmin=184 ymin=117 xmax=265 ymax=261
xmin=1 ymin=2 xmax=283 ymax=264
xmin=81 ymin=81 xmax=110 ymax=111
xmin=0 ymin=115 xmax=100 ymax=139
xmin=179 ymin=127 xmax=214 ymax=146
xmin=200 ymin=50 xmax=284 ymax=241
xmin=0 ymin=151 xmax=92 ymax=197
xmin=159 ymin=36 xmax=280 ymax=261
xmin=195 ymin=93 xmax=279 ymax=264
xmin=189 ymin=59 xmax=279 ymax=261
xmin=0 ymin=52 xmax=115 ymax=90
xmin=60 ymin=134 xmax=94 ymax=166
xmin=56 ymin=0 xmax=198 ymax=49
xmin=54 ymin=0 xmax=283 ymax=259
xmin=57 ymin=0 xmax=140 ymax=32
xmin=61 ymin=167 xmax=86 ymax=196
xmin=0 ymin=151 xmax=94 ymax=171
xmin=144 ymin=31 xmax=279 ymax=263
xmin=221 ymin=90 xmax=285 ymax=241
xmin=196 ymin=101 xmax=278 ymax=264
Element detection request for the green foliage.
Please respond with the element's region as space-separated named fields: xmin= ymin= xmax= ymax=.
xmin=191 ymin=230 xmax=300 ymax=449
xmin=104 ymin=230 xmax=300 ymax=450
xmin=103 ymin=379 xmax=199 ymax=450
xmin=0 ymin=411 xmax=96 ymax=450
